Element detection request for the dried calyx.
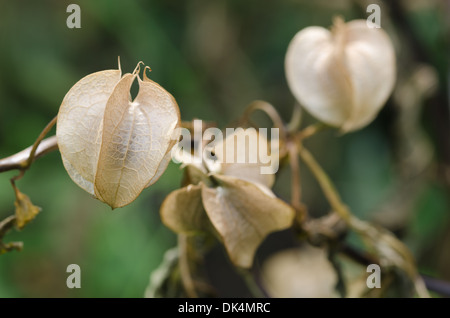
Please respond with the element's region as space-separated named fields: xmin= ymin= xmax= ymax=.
xmin=57 ymin=61 xmax=180 ymax=208
xmin=285 ymin=17 xmax=396 ymax=132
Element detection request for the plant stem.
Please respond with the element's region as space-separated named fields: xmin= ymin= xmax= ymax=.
xmin=0 ymin=215 xmax=16 ymax=239
xmin=0 ymin=114 xmax=58 ymax=174
xmin=0 ymin=136 xmax=58 ymax=173
xmin=288 ymin=143 xmax=307 ymax=222
xmin=241 ymin=100 xmax=287 ymax=140
xmin=298 ymin=147 xmax=351 ymax=222
xmin=24 ymin=116 xmax=57 ymax=169
xmin=287 ymin=103 xmax=302 ymax=133
xmin=237 ymin=268 xmax=266 ymax=298
xmin=298 ymin=146 xmax=430 ymax=297
xmin=178 ymin=234 xmax=198 ymax=298
xmin=0 ymin=215 xmax=23 ymax=254
xmin=297 ymin=122 xmax=328 ymax=141
xmin=288 ymin=144 xmax=301 ymax=206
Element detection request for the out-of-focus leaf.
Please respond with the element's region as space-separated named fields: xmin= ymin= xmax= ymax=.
xmin=183 ymin=165 xmax=211 ymax=186
xmin=160 ymin=184 xmax=209 ymax=234
xmin=201 ymin=174 xmax=295 ymax=268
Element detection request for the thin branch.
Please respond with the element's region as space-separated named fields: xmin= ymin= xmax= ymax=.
xmin=237 ymin=268 xmax=265 ymax=298
xmin=241 ymin=100 xmax=287 ymax=141
xmin=0 ymin=136 xmax=58 ymax=173
xmin=0 ymin=215 xmax=22 ymax=254
xmin=422 ymin=275 xmax=450 ymax=297
xmin=298 ymin=147 xmax=351 ymax=222
xmin=0 ymin=215 xmax=16 ymax=239
xmin=25 ymin=116 xmax=57 ymax=168
xmin=286 ymin=103 xmax=302 ymax=133
xmin=299 ymin=146 xmax=430 ymax=298
xmin=296 ymin=122 xmax=328 ymax=141
xmin=288 ymin=143 xmax=307 ymax=222
xmin=342 ymin=244 xmax=450 ymax=297
xmin=289 ymin=145 xmax=301 ymax=207
xmin=0 ymin=115 xmax=58 ymax=174
xmin=178 ymin=234 xmax=198 ymax=298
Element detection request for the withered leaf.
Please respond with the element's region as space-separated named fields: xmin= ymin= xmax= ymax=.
xmin=201 ymin=174 xmax=295 ymax=268
xmin=14 ymin=190 xmax=41 ymax=229
xmin=0 ymin=215 xmax=23 ymax=255
xmin=183 ymin=164 xmax=211 ymax=187
xmin=160 ymin=184 xmax=208 ymax=234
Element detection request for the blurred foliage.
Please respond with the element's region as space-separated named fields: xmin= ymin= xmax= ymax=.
xmin=0 ymin=0 xmax=449 ymax=297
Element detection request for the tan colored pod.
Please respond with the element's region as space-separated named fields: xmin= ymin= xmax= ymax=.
xmin=285 ymin=18 xmax=396 ymax=132
xmin=57 ymin=63 xmax=180 ymax=208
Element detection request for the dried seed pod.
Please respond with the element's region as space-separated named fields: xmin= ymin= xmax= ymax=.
xmin=57 ymin=63 xmax=180 ymax=208
xmin=285 ymin=18 xmax=396 ymax=132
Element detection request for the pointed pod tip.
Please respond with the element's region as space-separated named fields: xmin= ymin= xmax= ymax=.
xmin=132 ymin=61 xmax=145 ymax=76
xmin=107 ymin=202 xmax=121 ymax=210
xmin=143 ymin=66 xmax=152 ymax=82
xmin=117 ymin=56 xmax=122 ymax=74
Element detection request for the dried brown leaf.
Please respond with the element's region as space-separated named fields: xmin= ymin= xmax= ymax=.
xmin=160 ymin=184 xmax=208 ymax=234
xmin=14 ymin=190 xmax=41 ymax=229
xmin=201 ymin=174 xmax=295 ymax=268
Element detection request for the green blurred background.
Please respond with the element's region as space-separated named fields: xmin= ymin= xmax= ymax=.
xmin=0 ymin=0 xmax=449 ymax=297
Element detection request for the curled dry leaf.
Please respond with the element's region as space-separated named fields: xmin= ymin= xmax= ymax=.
xmin=161 ymin=175 xmax=295 ymax=268
xmin=0 ymin=215 xmax=23 ymax=254
xmin=285 ymin=18 xmax=396 ymax=132
xmin=14 ymin=189 xmax=41 ymax=230
xmin=57 ymin=62 xmax=180 ymax=208
xmin=201 ymin=175 xmax=294 ymax=268
xmin=160 ymin=184 xmax=208 ymax=234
